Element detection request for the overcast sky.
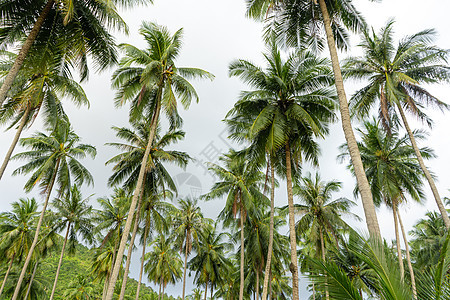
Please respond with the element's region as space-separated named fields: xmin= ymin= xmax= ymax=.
xmin=1 ymin=0 xmax=450 ymax=298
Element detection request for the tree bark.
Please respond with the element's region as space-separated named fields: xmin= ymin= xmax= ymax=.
xmin=320 ymin=230 xmax=329 ymax=300
xmin=396 ymin=103 xmax=450 ymax=228
xmin=317 ymin=0 xmax=381 ymax=238
xmin=135 ymin=212 xmax=150 ymax=300
xmin=285 ymin=143 xmax=300 ymax=300
xmin=119 ymin=186 xmax=145 ymax=300
xmin=0 ymin=105 xmax=31 ymax=180
xmin=261 ymin=158 xmax=275 ymax=300
xmin=0 ymin=253 xmax=15 ymax=296
xmin=211 ymin=282 xmax=213 ymax=300
xmin=24 ymin=260 xmax=38 ymax=300
xmin=105 ymin=98 xmax=162 ymax=300
xmin=255 ymin=266 xmax=260 ymax=300
xmin=159 ymin=275 xmax=163 ymax=300
xmin=204 ymin=280 xmax=208 ymax=300
xmin=12 ymin=159 xmax=60 ymax=300
xmin=392 ymin=202 xmax=404 ymax=279
xmin=239 ymin=202 xmax=245 ymax=300
xmin=0 ymin=0 xmax=54 ymax=107
xmin=397 ymin=208 xmax=417 ymax=299
xmin=49 ymin=222 xmax=71 ymax=300
xmin=182 ymin=231 xmax=189 ymax=300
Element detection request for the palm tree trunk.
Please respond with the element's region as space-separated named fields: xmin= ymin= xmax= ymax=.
xmin=159 ymin=276 xmax=163 ymax=300
xmin=0 ymin=0 xmax=54 ymax=107
xmin=162 ymin=282 xmax=165 ymax=299
xmin=204 ymin=280 xmax=208 ymax=300
xmin=105 ymin=98 xmax=162 ymax=300
xmin=12 ymin=159 xmax=60 ymax=300
xmin=397 ymin=208 xmax=417 ymax=299
xmin=0 ymin=253 xmax=15 ymax=296
xmin=268 ymin=269 xmax=272 ymax=300
xmin=317 ymin=0 xmax=381 ymax=238
xmin=182 ymin=231 xmax=189 ymax=300
xmin=261 ymin=157 xmax=275 ymax=300
xmin=255 ymin=266 xmax=260 ymax=300
xmin=312 ymin=282 xmax=316 ymax=300
xmin=320 ymin=230 xmax=329 ymax=300
xmin=119 ymin=185 xmax=145 ymax=300
xmin=392 ymin=202 xmax=404 ymax=279
xmin=0 ymin=105 xmax=31 ymax=180
xmin=211 ymin=282 xmax=213 ymax=300
xmin=24 ymin=260 xmax=38 ymax=300
xmin=49 ymin=222 xmax=71 ymax=300
xmin=285 ymin=143 xmax=300 ymax=300
xmin=396 ymin=103 xmax=450 ymax=228
xmin=239 ymin=203 xmax=245 ymax=300
xmin=135 ymin=213 xmax=150 ymax=300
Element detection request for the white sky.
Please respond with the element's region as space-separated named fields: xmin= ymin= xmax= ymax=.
xmin=1 ymin=0 xmax=450 ymax=298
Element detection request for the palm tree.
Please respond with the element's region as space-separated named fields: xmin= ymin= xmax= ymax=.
xmin=188 ymin=223 xmax=233 ymax=300
xmin=246 ymin=0 xmax=381 ymax=240
xmin=204 ymin=150 xmax=267 ymax=300
xmin=339 ymin=119 xmax=433 ymax=297
xmin=106 ymin=122 xmax=190 ymax=300
xmin=48 ymin=185 xmax=94 ymax=300
xmin=0 ymin=198 xmax=39 ymax=297
xmin=144 ymin=235 xmax=182 ymax=300
xmin=10 ymin=120 xmax=96 ymax=299
xmin=227 ymin=41 xmax=336 ymax=299
xmin=0 ymin=46 xmax=89 ymax=180
xmin=173 ymin=198 xmax=209 ymax=300
xmin=343 ymin=20 xmax=450 ymax=228
xmin=106 ymin=22 xmax=213 ymax=299
xmin=0 ymin=0 xmax=147 ymax=106
xmin=63 ymin=275 xmax=99 ymax=300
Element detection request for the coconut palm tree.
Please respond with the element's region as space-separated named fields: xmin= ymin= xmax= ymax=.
xmin=144 ymin=234 xmax=182 ymax=300
xmin=246 ymin=0 xmax=381 ymax=241
xmin=0 ymin=198 xmax=39 ymax=297
xmin=63 ymin=275 xmax=99 ymax=300
xmin=172 ymin=198 xmax=209 ymax=300
xmin=343 ymin=20 xmax=450 ymax=228
xmin=10 ymin=119 xmax=95 ymax=299
xmin=48 ymin=185 xmax=94 ymax=300
xmin=0 ymin=0 xmax=148 ymax=106
xmin=188 ymin=223 xmax=233 ymax=300
xmin=227 ymin=41 xmax=336 ymax=299
xmin=0 ymin=46 xmax=89 ymax=181
xmin=106 ymin=22 xmax=213 ymax=299
xmin=203 ymin=149 xmax=267 ymax=300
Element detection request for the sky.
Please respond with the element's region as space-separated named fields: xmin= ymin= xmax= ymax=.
xmin=1 ymin=0 xmax=450 ymax=298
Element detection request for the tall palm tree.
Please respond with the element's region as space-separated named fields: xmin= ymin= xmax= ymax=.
xmin=0 ymin=46 xmax=89 ymax=180
xmin=204 ymin=150 xmax=267 ymax=300
xmin=0 ymin=198 xmax=39 ymax=297
xmin=227 ymin=41 xmax=336 ymax=299
xmin=144 ymin=234 xmax=182 ymax=300
xmin=246 ymin=0 xmax=381 ymax=239
xmin=0 ymin=0 xmax=147 ymax=106
xmin=48 ymin=185 xmax=94 ymax=300
xmin=10 ymin=120 xmax=96 ymax=299
xmin=188 ymin=223 xmax=233 ymax=300
xmin=106 ymin=121 xmax=188 ymax=300
xmin=339 ymin=119 xmax=433 ymax=298
xmin=106 ymin=22 xmax=213 ymax=299
xmin=173 ymin=198 xmax=209 ymax=300
xmin=343 ymin=20 xmax=450 ymax=228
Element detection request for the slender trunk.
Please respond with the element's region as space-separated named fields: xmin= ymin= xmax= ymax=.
xmin=0 ymin=105 xmax=31 ymax=180
xmin=102 ymin=277 xmax=109 ymax=299
xmin=261 ymin=157 xmax=275 ymax=300
xmin=396 ymin=103 xmax=450 ymax=228
xmin=211 ymin=282 xmax=213 ymax=300
xmin=239 ymin=203 xmax=245 ymax=300
xmin=135 ymin=213 xmax=150 ymax=300
xmin=269 ymin=269 xmax=272 ymax=300
xmin=159 ymin=276 xmax=163 ymax=300
xmin=255 ymin=266 xmax=260 ymax=300
xmin=204 ymin=280 xmax=208 ymax=300
xmin=103 ymin=230 xmax=119 ymax=300
xmin=24 ymin=260 xmax=38 ymax=300
xmin=0 ymin=253 xmax=15 ymax=296
xmin=49 ymin=222 xmax=71 ymax=300
xmin=392 ymin=203 xmax=404 ymax=279
xmin=105 ymin=98 xmax=162 ymax=300
xmin=397 ymin=209 xmax=417 ymax=299
xmin=119 ymin=186 xmax=145 ymax=300
xmin=162 ymin=282 xmax=165 ymax=299
xmin=0 ymin=0 xmax=54 ymax=106
xmin=285 ymin=143 xmax=300 ymax=300
xmin=182 ymin=231 xmax=189 ymax=300
xmin=12 ymin=159 xmax=60 ymax=300
xmin=312 ymin=282 xmax=316 ymax=300
xmin=320 ymin=230 xmax=329 ymax=300
xmin=318 ymin=0 xmax=381 ymax=237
